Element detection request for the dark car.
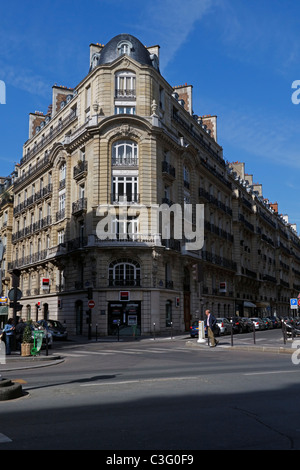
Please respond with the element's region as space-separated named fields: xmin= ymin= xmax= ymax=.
xmin=38 ymin=320 xmax=68 ymax=340
xmin=240 ymin=317 xmax=253 ymax=333
xmin=190 ymin=320 xmax=220 ymax=338
xmin=229 ymin=317 xmax=246 ymax=334
xmin=268 ymin=316 xmax=280 ymax=328
xmin=262 ymin=317 xmax=273 ymax=329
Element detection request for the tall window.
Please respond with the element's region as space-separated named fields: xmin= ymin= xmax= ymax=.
xmin=59 ymin=193 xmax=66 ymax=211
xmin=109 ymin=259 xmax=141 ymax=287
xmin=112 ymin=140 xmax=138 ymax=166
xmin=112 ymin=216 xmax=139 ymax=240
xmin=112 ymin=175 xmax=138 ymax=203
xmin=115 ymin=71 xmax=136 ymax=98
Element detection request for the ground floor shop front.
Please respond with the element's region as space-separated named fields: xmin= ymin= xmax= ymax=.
xmin=4 ymin=289 xmax=294 ymax=337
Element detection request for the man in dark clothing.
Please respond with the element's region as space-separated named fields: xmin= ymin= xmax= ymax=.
xmin=15 ymin=318 xmax=26 ymax=351
xmin=204 ymin=309 xmax=218 ymax=347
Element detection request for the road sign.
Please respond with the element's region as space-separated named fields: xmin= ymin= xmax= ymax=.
xmin=298 ymin=299 xmax=300 ymax=307
xmin=8 ymin=288 xmax=22 ymax=301
xmin=88 ymin=300 xmax=95 ymax=309
xmin=290 ymin=298 xmax=298 ymax=309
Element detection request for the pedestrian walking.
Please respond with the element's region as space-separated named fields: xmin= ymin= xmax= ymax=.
xmin=204 ymin=309 xmax=218 ymax=347
xmin=3 ymin=318 xmax=15 ymax=355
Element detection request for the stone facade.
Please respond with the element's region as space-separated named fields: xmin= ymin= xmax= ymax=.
xmin=1 ymin=34 xmax=300 ymax=336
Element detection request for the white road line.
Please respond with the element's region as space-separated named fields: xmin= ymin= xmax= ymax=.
xmin=0 ymin=433 xmax=12 ymax=444
xmin=62 ymin=347 xmax=192 ymax=357
xmin=80 ymin=376 xmax=202 ymax=387
xmin=244 ymin=370 xmax=299 ymax=376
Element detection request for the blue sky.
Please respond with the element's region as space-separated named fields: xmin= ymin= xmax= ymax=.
xmin=0 ymin=0 xmax=300 ymax=225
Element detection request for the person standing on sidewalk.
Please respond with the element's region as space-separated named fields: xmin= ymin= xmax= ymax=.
xmin=204 ymin=309 xmax=218 ymax=347
xmin=3 ymin=318 xmax=15 ymax=355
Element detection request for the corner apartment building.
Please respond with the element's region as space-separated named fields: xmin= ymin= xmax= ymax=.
xmin=5 ymin=33 xmax=300 ymax=336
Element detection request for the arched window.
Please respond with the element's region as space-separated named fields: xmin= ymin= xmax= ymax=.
xmin=117 ymin=40 xmax=132 ymax=56
xmin=109 ymin=258 xmax=141 ymax=287
xmin=112 ymin=140 xmax=138 ymax=166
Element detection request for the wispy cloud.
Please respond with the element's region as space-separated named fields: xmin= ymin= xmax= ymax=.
xmin=213 ymin=0 xmax=300 ymax=75
xmin=219 ymin=104 xmax=300 ymax=169
xmin=135 ymin=0 xmax=218 ymax=70
xmin=0 ymin=60 xmax=50 ymax=98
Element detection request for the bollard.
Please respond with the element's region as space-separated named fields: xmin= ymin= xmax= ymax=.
xmin=153 ymin=322 xmax=156 ymax=340
xmin=197 ymin=321 xmax=206 ymax=344
xmin=96 ymin=324 xmax=98 ymax=342
xmin=230 ymin=323 xmax=233 ymax=347
xmin=282 ymin=321 xmax=287 ymax=344
xmin=253 ymin=322 xmax=256 ymax=344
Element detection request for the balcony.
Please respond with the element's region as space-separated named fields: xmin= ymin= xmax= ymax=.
xmin=162 ymin=161 xmax=176 ymax=179
xmin=112 ymin=156 xmax=138 ymax=167
xmin=111 ymin=193 xmax=140 ymax=204
xmin=115 ymin=89 xmax=136 ymax=99
xmin=72 ymin=198 xmax=87 ymax=216
xmin=73 ymin=160 xmax=88 ymax=180
xmin=56 ymin=208 xmax=65 ymax=222
xmin=20 ymin=110 xmax=77 ymax=167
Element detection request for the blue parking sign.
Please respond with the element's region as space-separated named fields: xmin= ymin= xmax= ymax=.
xmin=290 ymin=298 xmax=298 ymax=309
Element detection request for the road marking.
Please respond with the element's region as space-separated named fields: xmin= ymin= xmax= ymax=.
xmin=244 ymin=370 xmax=299 ymax=376
xmin=0 ymin=433 xmax=12 ymax=444
xmin=80 ymin=376 xmax=203 ymax=387
xmin=62 ymin=347 xmax=193 ymax=358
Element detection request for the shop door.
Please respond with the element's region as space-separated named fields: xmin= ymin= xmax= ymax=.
xmin=108 ymin=301 xmax=141 ymax=336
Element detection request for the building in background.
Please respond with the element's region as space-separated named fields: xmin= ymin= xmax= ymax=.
xmin=2 ymin=33 xmax=300 ymax=336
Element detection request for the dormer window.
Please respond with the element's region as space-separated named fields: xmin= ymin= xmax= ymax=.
xmin=117 ymin=40 xmax=132 ymax=56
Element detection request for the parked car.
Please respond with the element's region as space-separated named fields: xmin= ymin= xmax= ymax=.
xmin=262 ymin=317 xmax=273 ymax=329
xmin=190 ymin=320 xmax=220 ymax=338
xmin=38 ymin=319 xmax=68 ymax=341
xmin=284 ymin=320 xmax=300 ymax=337
xmin=229 ymin=317 xmax=246 ymax=334
xmin=249 ymin=318 xmax=264 ymax=330
xmin=240 ymin=317 xmax=253 ymax=332
xmin=215 ymin=318 xmax=231 ymax=335
xmin=268 ymin=316 xmax=281 ymax=328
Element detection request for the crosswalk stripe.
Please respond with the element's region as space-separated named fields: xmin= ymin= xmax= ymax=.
xmin=61 ymin=347 xmax=193 ymax=357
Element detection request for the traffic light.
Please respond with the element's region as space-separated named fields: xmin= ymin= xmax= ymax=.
xmin=87 ymin=288 xmax=93 ymax=300
xmin=192 ymin=264 xmax=199 ymax=281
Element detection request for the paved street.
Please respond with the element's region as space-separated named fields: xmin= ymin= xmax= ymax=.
xmin=1 ymin=329 xmax=300 ymax=450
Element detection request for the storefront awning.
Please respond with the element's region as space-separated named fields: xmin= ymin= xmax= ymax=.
xmin=243 ymin=301 xmax=256 ymax=308
xmin=255 ymin=302 xmax=270 ymax=308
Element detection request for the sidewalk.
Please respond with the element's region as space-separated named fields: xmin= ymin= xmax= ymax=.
xmin=0 ymin=331 xmax=297 ymax=372
xmin=186 ymin=332 xmax=297 ymax=354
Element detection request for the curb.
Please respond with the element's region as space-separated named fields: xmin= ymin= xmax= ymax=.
xmin=0 ymin=355 xmax=64 ymax=372
xmin=185 ymin=340 xmax=293 ymax=355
